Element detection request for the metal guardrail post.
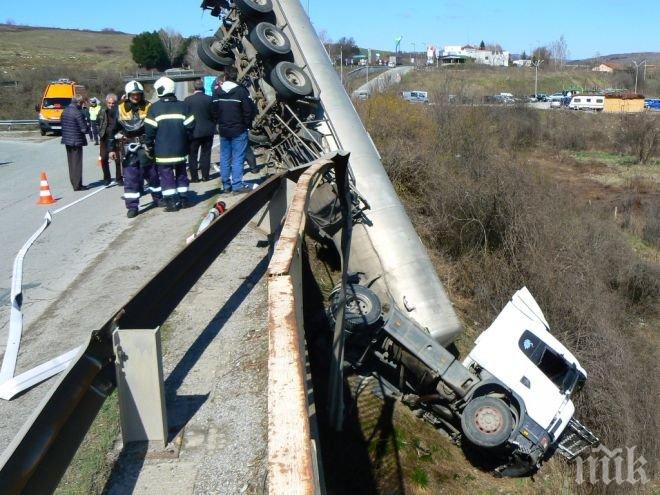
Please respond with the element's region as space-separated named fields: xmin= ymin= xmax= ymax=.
xmin=113 ymin=328 xmax=168 ymax=448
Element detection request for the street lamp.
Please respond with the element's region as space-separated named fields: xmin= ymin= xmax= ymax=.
xmin=532 ymin=59 xmax=544 ymax=97
xmin=632 ymin=59 xmax=646 ymax=94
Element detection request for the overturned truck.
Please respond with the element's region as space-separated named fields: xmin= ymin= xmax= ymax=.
xmin=199 ymin=0 xmax=598 ymax=476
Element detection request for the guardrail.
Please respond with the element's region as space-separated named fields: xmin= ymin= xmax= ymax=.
xmin=0 ymin=169 xmax=305 ymax=495
xmin=0 ymin=120 xmax=39 ymax=131
xmin=267 ymin=153 xmax=351 ymax=495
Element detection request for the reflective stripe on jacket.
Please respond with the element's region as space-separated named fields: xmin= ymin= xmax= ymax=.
xmin=144 ymin=96 xmax=195 ymax=164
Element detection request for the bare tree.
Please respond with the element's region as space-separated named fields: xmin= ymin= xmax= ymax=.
xmin=184 ymin=39 xmax=206 ymax=71
xmin=549 ymin=35 xmax=568 ymax=70
xmin=532 ymin=46 xmax=551 ymax=64
xmin=318 ymin=29 xmax=333 ymax=57
xmin=159 ymin=27 xmax=185 ymax=67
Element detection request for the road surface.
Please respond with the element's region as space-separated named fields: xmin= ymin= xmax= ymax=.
xmin=0 ymin=129 xmax=269 ymax=483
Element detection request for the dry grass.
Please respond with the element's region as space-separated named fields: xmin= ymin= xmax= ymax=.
xmin=0 ymin=24 xmax=135 ymax=74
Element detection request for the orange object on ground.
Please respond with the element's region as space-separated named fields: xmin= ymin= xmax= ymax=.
xmin=37 ymin=171 xmax=56 ymax=205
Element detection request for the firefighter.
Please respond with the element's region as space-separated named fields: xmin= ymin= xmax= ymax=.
xmin=145 ymin=77 xmax=195 ymax=212
xmin=109 ymin=80 xmax=163 ymax=218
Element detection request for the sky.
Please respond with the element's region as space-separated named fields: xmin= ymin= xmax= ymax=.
xmin=3 ymin=0 xmax=659 ymax=60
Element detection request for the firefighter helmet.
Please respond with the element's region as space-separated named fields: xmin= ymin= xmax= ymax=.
xmin=154 ymin=77 xmax=176 ymax=97
xmin=124 ymin=80 xmax=144 ymax=95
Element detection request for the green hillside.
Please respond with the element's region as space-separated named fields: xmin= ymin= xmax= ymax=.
xmin=0 ymin=24 xmax=137 ymax=74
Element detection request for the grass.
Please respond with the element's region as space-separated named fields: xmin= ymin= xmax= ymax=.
xmin=54 ymin=392 xmax=120 ymax=495
xmin=0 ymin=24 xmax=136 ymax=75
xmin=569 ymin=150 xmax=660 ymax=187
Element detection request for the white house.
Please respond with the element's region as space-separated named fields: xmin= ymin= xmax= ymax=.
xmin=442 ymin=44 xmax=510 ymax=67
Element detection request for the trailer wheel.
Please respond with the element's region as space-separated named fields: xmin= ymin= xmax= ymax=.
xmin=198 ymin=37 xmax=234 ymax=70
xmin=329 ymin=284 xmax=382 ymax=332
xmin=461 ymin=396 xmax=513 ymax=449
xmin=270 ymin=62 xmax=313 ymax=100
xmin=235 ymin=0 xmax=273 ymax=17
xmin=249 ymin=22 xmax=291 ymax=59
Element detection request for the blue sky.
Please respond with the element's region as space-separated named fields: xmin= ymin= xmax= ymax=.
xmin=3 ymin=1 xmax=658 ymax=59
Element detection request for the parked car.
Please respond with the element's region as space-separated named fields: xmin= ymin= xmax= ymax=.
xmin=645 ymin=98 xmax=660 ymax=110
xmin=402 ymin=90 xmax=429 ymax=104
xmin=548 ymin=92 xmax=565 ymax=102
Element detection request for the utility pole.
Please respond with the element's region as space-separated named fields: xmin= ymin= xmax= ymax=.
xmin=532 ymin=59 xmax=543 ymax=97
xmin=340 ymin=46 xmax=343 ymax=85
xmin=632 ymin=59 xmax=646 ymax=94
xmin=412 ymin=42 xmax=416 ymax=66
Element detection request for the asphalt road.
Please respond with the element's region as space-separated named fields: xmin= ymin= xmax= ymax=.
xmin=0 ymin=131 xmax=246 ymax=452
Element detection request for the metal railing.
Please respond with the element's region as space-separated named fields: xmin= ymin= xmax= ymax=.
xmin=267 ymin=153 xmax=351 ymax=495
xmin=0 ymin=120 xmax=39 ymax=131
xmin=0 ymin=171 xmax=293 ymax=495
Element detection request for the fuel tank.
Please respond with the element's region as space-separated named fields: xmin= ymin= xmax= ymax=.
xmin=274 ymin=0 xmax=462 ymax=345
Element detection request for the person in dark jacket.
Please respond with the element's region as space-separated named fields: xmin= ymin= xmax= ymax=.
xmin=213 ymin=66 xmax=256 ymax=194
xmin=60 ymin=94 xmax=90 ymax=191
xmin=97 ymin=93 xmax=122 ymax=185
xmin=145 ymin=77 xmax=195 ymax=212
xmin=185 ymin=79 xmax=216 ymax=182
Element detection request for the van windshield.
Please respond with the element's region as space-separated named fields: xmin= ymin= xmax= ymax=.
xmin=43 ymin=98 xmax=71 ymax=109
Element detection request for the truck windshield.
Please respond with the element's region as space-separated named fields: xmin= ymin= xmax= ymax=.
xmin=519 ymin=330 xmax=572 ymax=391
xmin=43 ymin=98 xmax=71 ymax=109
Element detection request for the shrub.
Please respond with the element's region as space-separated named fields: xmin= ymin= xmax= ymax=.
xmin=360 ymin=95 xmax=658 ymax=493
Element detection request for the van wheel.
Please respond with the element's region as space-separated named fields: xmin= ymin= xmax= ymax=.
xmin=270 ymin=62 xmax=313 ymax=100
xmin=249 ymin=22 xmax=291 ymax=59
xmin=198 ymin=37 xmax=234 ymax=70
xmin=461 ymin=396 xmax=513 ymax=449
xmin=235 ymin=0 xmax=273 ymax=17
xmin=40 ymin=129 xmax=46 ymax=136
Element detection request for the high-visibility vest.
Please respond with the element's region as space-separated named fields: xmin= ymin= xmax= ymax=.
xmin=89 ymin=105 xmax=102 ymax=121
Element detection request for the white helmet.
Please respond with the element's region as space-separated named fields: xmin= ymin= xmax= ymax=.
xmin=124 ymin=80 xmax=144 ymax=95
xmin=154 ymin=77 xmax=175 ymax=97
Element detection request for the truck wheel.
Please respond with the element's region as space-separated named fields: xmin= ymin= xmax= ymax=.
xmin=235 ymin=0 xmax=273 ymax=17
xmin=270 ymin=62 xmax=313 ymax=100
xmin=329 ymin=284 xmax=382 ymax=332
xmin=249 ymin=22 xmax=291 ymax=59
xmin=40 ymin=129 xmax=46 ymax=136
xmin=461 ymin=396 xmax=513 ymax=449
xmin=198 ymin=37 xmax=234 ymax=70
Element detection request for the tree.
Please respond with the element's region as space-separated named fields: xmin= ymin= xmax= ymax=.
xmin=130 ymin=31 xmax=169 ymax=71
xmin=479 ymin=40 xmax=485 ymax=50
xmin=521 ymin=50 xmax=528 ymax=60
xmin=332 ymin=36 xmax=360 ymax=56
xmin=532 ymin=46 xmax=551 ymax=64
xmin=159 ymin=28 xmax=189 ymax=68
xmin=549 ymin=35 xmax=568 ymax=70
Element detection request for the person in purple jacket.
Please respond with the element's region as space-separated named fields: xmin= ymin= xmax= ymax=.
xmin=60 ymin=94 xmax=90 ymax=191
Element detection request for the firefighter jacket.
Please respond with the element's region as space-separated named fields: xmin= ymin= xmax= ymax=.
xmin=144 ymin=95 xmax=195 ymax=165
xmin=108 ymin=99 xmax=151 ymax=148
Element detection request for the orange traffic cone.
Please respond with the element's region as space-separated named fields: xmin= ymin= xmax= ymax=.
xmin=37 ymin=171 xmax=56 ymax=205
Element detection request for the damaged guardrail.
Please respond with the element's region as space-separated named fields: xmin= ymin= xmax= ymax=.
xmin=267 ymin=152 xmax=351 ymax=495
xmin=0 ymin=171 xmax=296 ymax=495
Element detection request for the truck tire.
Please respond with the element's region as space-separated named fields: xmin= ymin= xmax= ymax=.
xmin=329 ymin=284 xmax=382 ymax=332
xmin=270 ymin=62 xmax=313 ymax=100
xmin=198 ymin=37 xmax=234 ymax=70
xmin=235 ymin=0 xmax=273 ymax=17
xmin=461 ymin=396 xmax=513 ymax=449
xmin=249 ymin=22 xmax=291 ymax=59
